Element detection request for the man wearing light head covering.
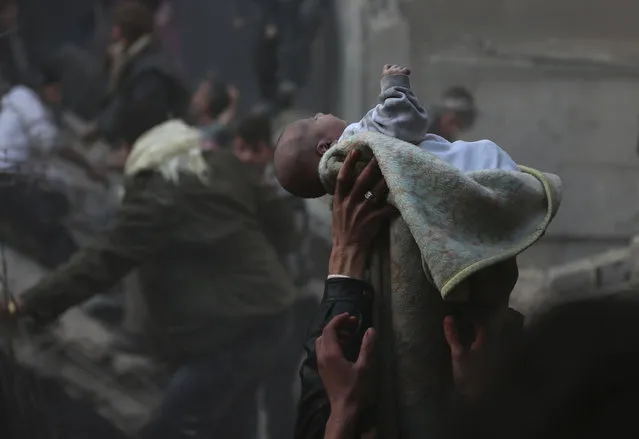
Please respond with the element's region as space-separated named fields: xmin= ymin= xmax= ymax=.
xmin=7 ymin=115 xmax=299 ymax=439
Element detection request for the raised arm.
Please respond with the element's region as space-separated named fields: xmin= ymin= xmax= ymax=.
xmin=344 ymin=65 xmax=429 ymax=144
xmin=18 ymin=172 xmax=177 ymax=322
xmin=296 ymin=150 xmax=394 ymax=439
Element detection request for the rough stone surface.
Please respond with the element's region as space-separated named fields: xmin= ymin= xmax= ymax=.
xmin=547 ymin=258 xmax=597 ymax=295
xmin=628 ymin=236 xmax=639 ymax=280
xmin=593 ymin=248 xmax=632 ymax=287
xmin=509 ymin=268 xmax=548 ymax=316
xmin=516 ymin=236 xmax=639 ymax=314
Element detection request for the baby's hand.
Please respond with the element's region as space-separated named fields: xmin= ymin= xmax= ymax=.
xmin=383 ymin=64 xmax=411 ymax=77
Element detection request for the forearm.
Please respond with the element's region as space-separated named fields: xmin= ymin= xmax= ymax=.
xmin=359 ymin=75 xmax=429 ymax=144
xmin=20 ymin=247 xmax=133 ymax=322
xmin=296 ymin=276 xmax=374 ymax=439
xmin=20 ymin=179 xmax=170 ymax=322
xmin=324 ymin=407 xmax=358 ymax=439
xmin=328 ymin=246 xmax=368 ymax=280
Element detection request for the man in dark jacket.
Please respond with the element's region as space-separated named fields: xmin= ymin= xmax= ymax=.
xmin=93 ymin=1 xmax=187 ymax=148
xmin=249 ymin=0 xmax=329 ymax=112
xmin=5 ymin=115 xmax=298 ymax=439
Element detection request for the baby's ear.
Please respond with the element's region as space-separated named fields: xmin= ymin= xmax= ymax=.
xmin=316 ymin=140 xmax=332 ymax=155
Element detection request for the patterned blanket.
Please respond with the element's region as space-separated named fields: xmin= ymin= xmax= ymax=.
xmin=319 ymin=132 xmax=562 ymax=300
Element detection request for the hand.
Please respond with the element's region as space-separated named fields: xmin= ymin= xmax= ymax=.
xmin=443 ymin=315 xmax=486 ymax=399
xmin=317 ymin=313 xmax=377 ymax=413
xmin=383 ymin=64 xmax=411 ymax=77
xmin=329 ymin=149 xmax=396 ymax=277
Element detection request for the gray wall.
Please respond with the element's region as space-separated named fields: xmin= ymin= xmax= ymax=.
xmin=334 ymin=0 xmax=639 ymax=268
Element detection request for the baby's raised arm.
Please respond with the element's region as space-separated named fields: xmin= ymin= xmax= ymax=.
xmin=343 ymin=64 xmax=429 ymax=144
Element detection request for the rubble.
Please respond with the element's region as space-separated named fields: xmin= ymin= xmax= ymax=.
xmin=1 ymin=170 xmax=163 ymax=435
xmin=510 ymin=239 xmax=639 ymax=319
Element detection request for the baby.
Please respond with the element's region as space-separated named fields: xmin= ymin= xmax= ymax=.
xmin=274 ymin=64 xmax=519 ymax=198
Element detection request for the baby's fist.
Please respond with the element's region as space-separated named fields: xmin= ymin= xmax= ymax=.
xmin=383 ymin=64 xmax=411 ymax=77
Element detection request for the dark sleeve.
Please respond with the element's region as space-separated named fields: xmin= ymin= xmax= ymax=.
xmin=295 ymin=277 xmax=374 ymax=439
xmin=20 ymin=173 xmax=177 ymax=322
xmin=97 ymin=72 xmax=171 ymax=144
xmin=255 ymin=179 xmax=299 ymax=256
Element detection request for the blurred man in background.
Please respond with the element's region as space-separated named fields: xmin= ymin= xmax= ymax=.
xmin=89 ymin=1 xmax=188 ymax=149
xmin=8 ymin=113 xmax=299 ymax=439
xmin=81 ymin=1 xmax=190 ymax=330
xmin=428 ymin=85 xmax=478 ymax=142
xmin=249 ymin=0 xmax=329 ymax=113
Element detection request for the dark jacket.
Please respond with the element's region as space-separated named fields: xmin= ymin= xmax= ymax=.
xmin=295 ymin=278 xmax=525 ymax=439
xmin=97 ymin=41 xmax=186 ymax=145
xmin=21 ymin=150 xmax=298 ymax=360
xmin=296 ymin=277 xmax=375 ymax=439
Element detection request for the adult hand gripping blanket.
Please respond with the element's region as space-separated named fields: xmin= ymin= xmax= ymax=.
xmin=319 ymin=131 xmax=562 ymax=301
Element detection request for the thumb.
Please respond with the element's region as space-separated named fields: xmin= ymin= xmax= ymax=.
xmin=355 ymin=328 xmax=377 ymax=370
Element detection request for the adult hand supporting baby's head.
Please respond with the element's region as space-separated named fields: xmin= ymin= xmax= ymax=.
xmin=383 ymin=64 xmax=411 ymax=77
xmin=328 ymin=149 xmax=397 ymax=279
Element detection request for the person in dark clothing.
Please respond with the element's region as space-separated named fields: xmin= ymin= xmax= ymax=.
xmin=249 ymin=0 xmax=329 ymax=112
xmin=1 ymin=115 xmax=298 ymax=439
xmin=464 ymin=294 xmax=639 ymax=439
xmin=0 ymin=61 xmax=107 ymax=268
xmin=428 ymin=86 xmax=478 ymax=142
xmin=294 ymin=149 xmax=524 ymax=439
xmin=294 ymin=150 xmax=391 ymax=439
xmin=91 ymin=1 xmax=187 ymax=148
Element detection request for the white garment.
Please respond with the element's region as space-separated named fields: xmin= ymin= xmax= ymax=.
xmin=339 ymin=74 xmax=518 ymax=172
xmin=0 ymin=85 xmax=59 ymax=173
xmin=343 ymin=125 xmax=520 ymax=173
xmin=416 ymin=133 xmax=519 ymax=172
xmin=124 ymin=119 xmax=207 ymax=183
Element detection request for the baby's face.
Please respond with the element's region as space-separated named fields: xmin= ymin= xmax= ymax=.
xmin=308 ymin=113 xmax=348 ymax=146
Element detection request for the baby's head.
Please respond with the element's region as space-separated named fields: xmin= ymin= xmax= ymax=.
xmin=274 ymin=113 xmax=347 ymax=198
